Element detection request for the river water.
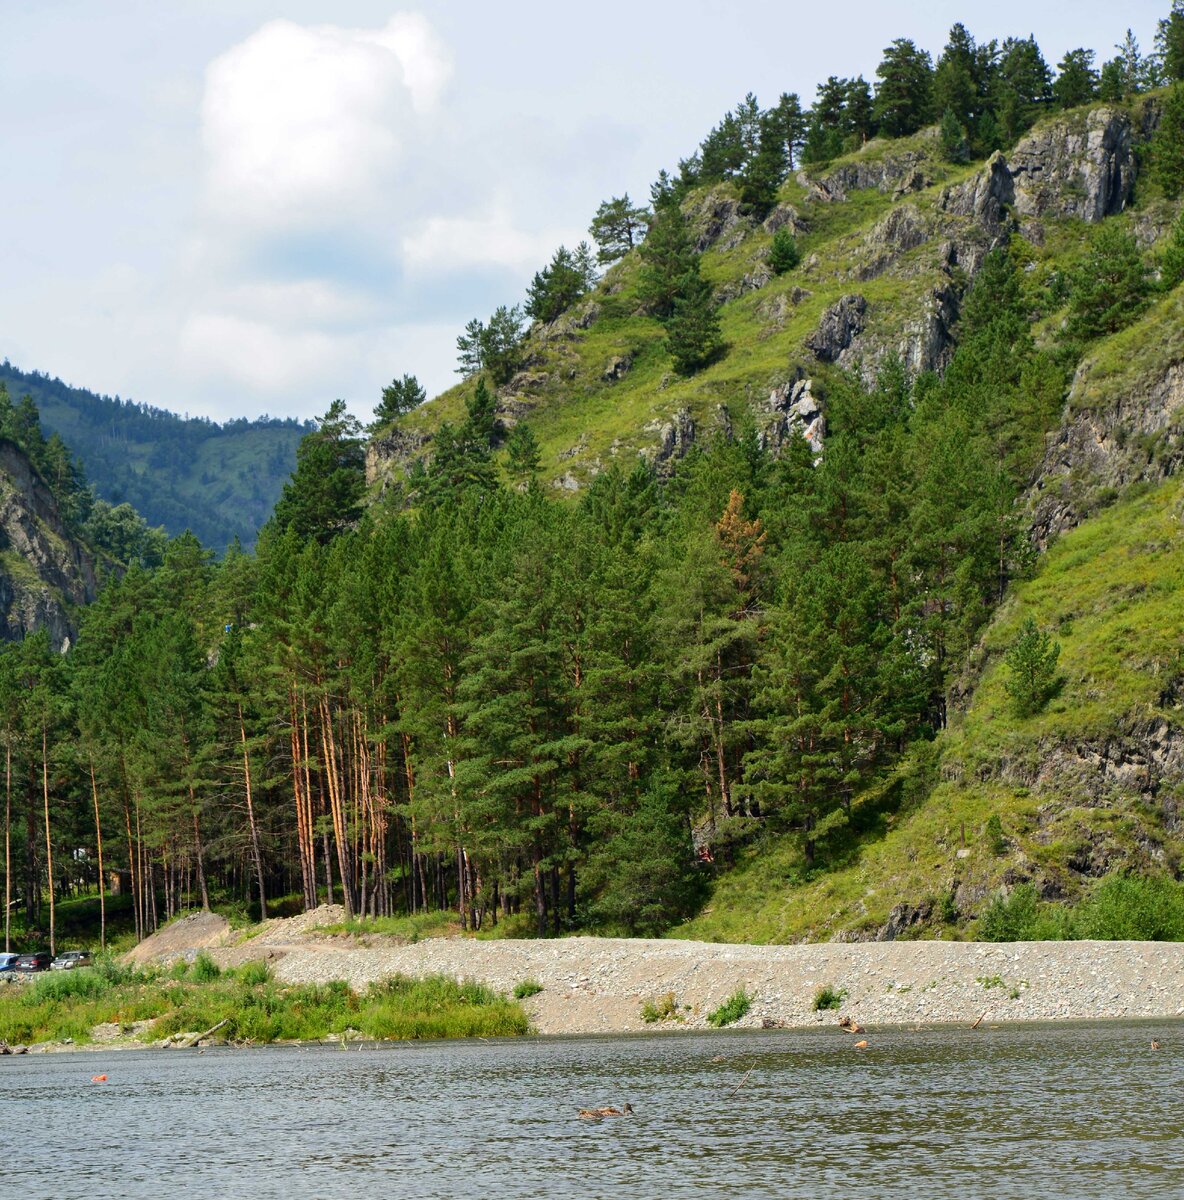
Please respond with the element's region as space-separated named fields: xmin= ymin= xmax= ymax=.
xmin=3 ymin=1022 xmax=1183 ymax=1198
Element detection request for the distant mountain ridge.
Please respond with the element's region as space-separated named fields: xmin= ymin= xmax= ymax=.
xmin=0 ymin=362 xmax=311 ymax=550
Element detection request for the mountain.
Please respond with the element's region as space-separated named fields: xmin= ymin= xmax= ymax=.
xmin=364 ymin=89 xmax=1184 ymax=940
xmin=0 ymin=363 xmax=311 ymax=550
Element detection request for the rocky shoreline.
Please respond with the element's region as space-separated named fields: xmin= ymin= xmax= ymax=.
xmin=8 ymin=908 xmax=1184 ymax=1053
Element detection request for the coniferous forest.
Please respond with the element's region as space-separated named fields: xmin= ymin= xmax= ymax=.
xmin=4 ymin=8 xmax=1184 ymax=951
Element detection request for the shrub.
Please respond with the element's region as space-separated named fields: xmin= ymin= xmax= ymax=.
xmin=813 ymin=983 xmax=847 ymax=1011
xmin=640 ymin=992 xmax=681 ymax=1023
xmin=191 ymin=952 xmax=221 ymax=982
xmin=236 ymin=960 xmax=272 ymax=987
xmin=513 ymin=979 xmax=543 ymax=999
xmin=707 ymin=988 xmax=752 ymax=1027
xmin=985 ymin=814 xmax=1007 ymax=856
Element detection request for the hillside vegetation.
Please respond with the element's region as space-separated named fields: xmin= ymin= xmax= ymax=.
xmin=0 ymin=362 xmax=309 ymax=550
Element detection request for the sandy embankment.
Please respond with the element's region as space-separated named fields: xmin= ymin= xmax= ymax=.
xmin=138 ymin=907 xmax=1184 ymax=1035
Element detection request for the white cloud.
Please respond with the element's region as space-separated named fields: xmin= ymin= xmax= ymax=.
xmin=402 ymin=205 xmax=583 ymax=276
xmin=200 ymin=14 xmax=451 ymax=232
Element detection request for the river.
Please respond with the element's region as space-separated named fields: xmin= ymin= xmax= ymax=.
xmin=3 ymin=1022 xmax=1182 ymax=1198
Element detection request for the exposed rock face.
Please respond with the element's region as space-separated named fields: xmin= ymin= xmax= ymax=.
xmin=762 ymin=204 xmax=806 ymax=235
xmin=646 ymin=407 xmax=696 ymax=474
xmin=803 ymin=135 xmax=938 ymax=201
xmin=602 ymin=354 xmax=632 ymax=382
xmin=1030 ymin=360 xmax=1184 ymax=546
xmin=938 ymin=150 xmax=1015 ymax=231
xmin=0 ymin=439 xmax=98 ymax=649
xmin=900 ymin=281 xmax=961 ymax=375
xmin=684 ymin=185 xmax=752 ymax=252
xmin=856 ymin=203 xmax=929 ymax=280
xmin=365 ymin=426 xmax=428 ymax=488
xmin=762 ymin=376 xmax=825 ymax=457
xmin=805 ymin=294 xmax=867 ymax=362
xmin=1009 ymin=107 xmax=1135 ymax=223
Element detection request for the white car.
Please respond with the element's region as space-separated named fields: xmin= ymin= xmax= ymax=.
xmin=50 ymin=950 xmax=93 ymax=970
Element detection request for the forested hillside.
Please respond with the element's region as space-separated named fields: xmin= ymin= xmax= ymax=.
xmin=0 ymin=362 xmax=310 ymax=551
xmin=3 ymin=9 xmax=1184 ymax=952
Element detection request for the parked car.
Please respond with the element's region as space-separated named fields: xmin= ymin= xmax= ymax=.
xmin=13 ymin=952 xmax=51 ymax=973
xmin=51 ymin=950 xmax=93 ymax=971
xmin=0 ymin=952 xmax=19 ymax=973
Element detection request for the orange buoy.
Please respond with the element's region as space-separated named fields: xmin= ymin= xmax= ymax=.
xmin=91 ymin=1074 xmax=107 ymax=1082
xmin=853 ymin=1040 xmax=868 ymax=1049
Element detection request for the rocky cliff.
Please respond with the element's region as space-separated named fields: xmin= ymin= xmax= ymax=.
xmin=0 ymin=438 xmax=99 ymax=648
xmin=370 ymin=98 xmax=1166 ymax=498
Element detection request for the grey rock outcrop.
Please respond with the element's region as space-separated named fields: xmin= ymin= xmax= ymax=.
xmin=805 ymin=294 xmax=867 ymax=362
xmin=1009 ymin=107 xmax=1135 ymax=224
xmin=684 ymin=185 xmax=752 ymax=252
xmin=802 ymin=134 xmax=939 ymax=201
xmin=762 ymin=376 xmax=825 ymax=457
xmin=1029 ymin=359 xmax=1184 ymax=545
xmin=602 ymin=354 xmax=632 ymax=382
xmin=938 ymin=150 xmax=1015 ymax=231
xmin=646 ymin=407 xmax=697 ymax=474
xmin=0 ymin=438 xmax=98 ymax=648
xmin=365 ymin=426 xmax=428 ymax=487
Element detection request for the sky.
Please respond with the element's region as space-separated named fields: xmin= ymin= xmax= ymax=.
xmin=0 ymin=0 xmax=1169 ymax=424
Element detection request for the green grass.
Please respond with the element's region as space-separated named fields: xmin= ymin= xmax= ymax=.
xmin=512 ymin=979 xmax=543 ymax=999
xmin=673 ymin=477 xmax=1184 ymax=944
xmin=319 ymin=910 xmax=463 ymax=942
xmin=0 ymin=956 xmax=530 ymax=1046
xmin=640 ymin=992 xmax=682 ymax=1023
xmin=813 ymin=984 xmax=847 ymax=1012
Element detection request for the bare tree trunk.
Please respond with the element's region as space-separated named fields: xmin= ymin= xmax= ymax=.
xmin=88 ymin=754 xmax=106 ymax=948
xmin=318 ymin=694 xmax=353 ymax=918
xmin=123 ymin=789 xmax=140 ymax=942
xmin=192 ymin=809 xmax=210 ymax=910
xmin=42 ymin=721 xmax=55 ymax=958
xmin=238 ymin=702 xmax=267 ymax=921
xmin=4 ymin=743 xmax=11 ymax=953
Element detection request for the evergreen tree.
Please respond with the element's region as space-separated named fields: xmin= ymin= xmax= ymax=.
xmin=525 ymin=244 xmax=597 ymax=323
xmin=455 ymin=306 xmax=524 ymax=385
xmin=768 ymin=227 xmax=801 ymax=274
xmin=1158 ymin=1 xmax=1184 ymax=83
xmin=1160 ymin=210 xmax=1184 ymax=289
xmin=505 ymin=422 xmax=542 ymax=483
xmin=940 ymin=106 xmax=971 ymax=162
xmin=1150 ymin=83 xmax=1184 ymax=200
xmin=1053 ymin=48 xmax=1099 ymax=109
xmin=872 ymin=39 xmax=935 ymax=137
xmin=588 ymin=195 xmax=649 ymax=264
xmin=267 ymin=400 xmax=366 ymax=544
xmin=370 ymin=374 xmax=426 ymax=431
xmin=1004 ymin=617 xmax=1061 ymax=716
xmin=666 ymin=266 xmax=725 ymax=375
xmin=933 ymin=23 xmax=980 ymax=135
xmin=768 ymin=92 xmax=807 ymax=168
xmin=637 ymin=202 xmax=696 ymax=319
xmin=993 ymin=35 xmax=1052 ymax=143
xmin=738 ymin=111 xmax=788 ymax=217
xmin=1066 ymin=224 xmax=1150 ymax=341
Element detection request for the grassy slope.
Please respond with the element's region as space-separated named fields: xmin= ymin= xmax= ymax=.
xmin=675 ymin=477 xmax=1184 ymax=943
xmin=383 ymin=129 xmax=977 ymax=486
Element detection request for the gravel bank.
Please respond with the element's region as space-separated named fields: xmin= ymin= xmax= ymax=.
xmin=254 ymin=934 xmax=1184 ymax=1034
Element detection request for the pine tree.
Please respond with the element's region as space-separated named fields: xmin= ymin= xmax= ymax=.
xmin=1150 ymin=83 xmax=1184 ymax=200
xmin=872 ymin=39 xmax=935 ymax=137
xmin=1066 ymin=224 xmax=1150 ymax=341
xmin=933 ymin=23 xmax=980 ymax=134
xmin=666 ymin=266 xmax=725 ymax=375
xmin=768 ymin=227 xmax=800 ymax=274
xmin=1158 ymin=1 xmax=1184 ymax=82
xmin=505 ymin=422 xmax=541 ymax=482
xmin=738 ymin=112 xmax=788 ymax=217
xmin=1160 ymin=210 xmax=1184 ymax=290
xmin=370 ymin=374 xmax=426 ymax=430
xmin=1004 ymin=618 xmax=1061 ymax=716
xmin=637 ymin=202 xmax=695 ymax=319
xmin=588 ymin=195 xmax=649 ymax=264
xmin=1053 ymin=48 xmax=1099 ymax=109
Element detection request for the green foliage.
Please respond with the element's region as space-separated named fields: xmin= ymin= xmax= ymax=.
xmin=1150 ymin=84 xmax=1184 ymax=200
xmin=665 ymin=266 xmax=725 ymax=375
xmin=1065 ymin=224 xmax=1150 ymax=342
xmin=589 ymin=195 xmax=650 ymax=265
xmin=456 ymin=305 xmax=525 ymax=385
xmin=813 ymin=983 xmax=847 ymax=1011
xmin=939 ymin=107 xmax=970 ymax=163
xmin=1159 ymin=2 xmax=1184 ymax=83
xmin=371 ymin=374 xmax=426 ymax=430
xmin=637 ymin=203 xmax=695 ymax=319
xmin=513 ymin=979 xmax=543 ymax=999
xmin=1003 ymin=617 xmax=1061 ymax=717
xmin=872 ymin=38 xmax=934 ymax=138
xmin=1161 ymin=211 xmax=1184 ymax=290
xmin=980 ymin=877 xmax=1184 ymax=942
xmin=525 ymin=243 xmax=598 ymax=323
xmin=191 ymin=952 xmax=222 ymax=982
xmin=707 ymin=988 xmax=752 ymax=1026
xmin=984 ymin=813 xmax=1007 ymax=855
xmin=1053 ymin=49 xmax=1099 ymax=109
xmin=640 ymin=992 xmax=681 ymax=1023
xmin=504 ymin=422 xmax=542 ymax=481
xmin=768 ymin=227 xmax=801 ymax=274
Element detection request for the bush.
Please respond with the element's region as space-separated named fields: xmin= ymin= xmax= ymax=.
xmin=513 ymin=979 xmax=543 ymax=999
xmin=236 ymin=960 xmax=272 ymax=987
xmin=1073 ymin=876 xmax=1184 ymax=941
xmin=813 ymin=983 xmax=847 ymax=1011
xmin=985 ymin=814 xmax=1007 ymax=856
xmin=191 ymin=952 xmax=221 ymax=982
xmin=978 ymin=883 xmax=1044 ymax=941
xmin=640 ymin=992 xmax=681 ymax=1023
xmin=707 ymin=988 xmax=752 ymax=1027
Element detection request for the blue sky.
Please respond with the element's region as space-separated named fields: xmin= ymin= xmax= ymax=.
xmin=0 ymin=0 xmax=1168 ymax=423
